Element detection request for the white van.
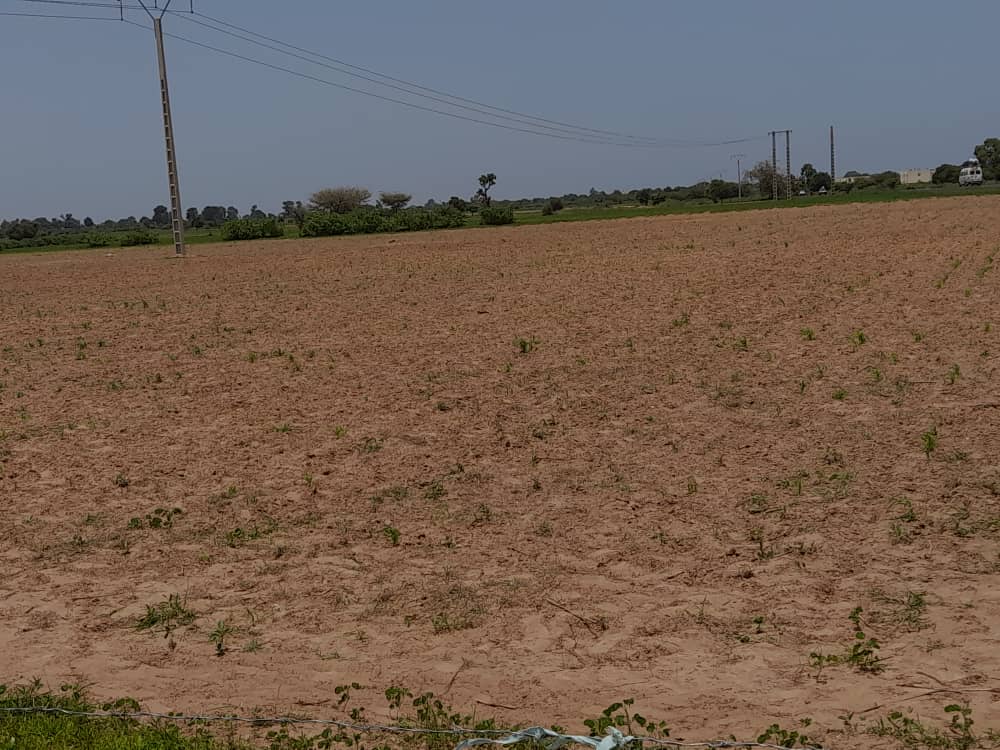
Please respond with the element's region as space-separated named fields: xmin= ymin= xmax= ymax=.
xmin=959 ymin=158 xmax=983 ymax=186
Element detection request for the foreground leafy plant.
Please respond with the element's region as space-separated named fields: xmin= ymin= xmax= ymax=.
xmin=922 ymin=425 xmax=939 ymax=459
xmin=757 ymin=720 xmax=816 ymax=749
xmin=135 ymin=594 xmax=196 ymax=634
xmin=870 ymin=704 xmax=993 ymax=750
xmin=209 ymin=620 xmax=235 ymax=657
xmin=809 ymin=607 xmax=884 ymax=675
xmin=583 ymin=698 xmax=670 ymax=747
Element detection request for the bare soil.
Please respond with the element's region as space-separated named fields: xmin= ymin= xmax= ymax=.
xmin=1 ymin=196 xmax=999 ymax=746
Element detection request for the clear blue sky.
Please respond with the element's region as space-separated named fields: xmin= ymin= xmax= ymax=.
xmin=1 ymin=0 xmax=998 ymax=219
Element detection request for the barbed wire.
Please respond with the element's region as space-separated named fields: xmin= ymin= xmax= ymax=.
xmin=0 ymin=705 xmax=822 ymax=750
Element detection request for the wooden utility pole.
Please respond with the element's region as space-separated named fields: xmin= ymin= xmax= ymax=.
xmin=135 ymin=0 xmax=186 ymax=256
xmin=731 ymin=153 xmax=746 ymax=199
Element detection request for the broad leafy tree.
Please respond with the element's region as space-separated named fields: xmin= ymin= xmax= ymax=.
xmin=476 ymin=173 xmax=497 ymax=206
xmin=379 ymin=191 xmax=412 ymax=211
xmin=310 ymin=187 xmax=372 ymax=214
xmin=974 ymin=138 xmax=1000 ymax=179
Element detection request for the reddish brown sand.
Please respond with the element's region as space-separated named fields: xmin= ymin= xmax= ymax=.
xmin=1 ymin=197 xmax=999 ymax=746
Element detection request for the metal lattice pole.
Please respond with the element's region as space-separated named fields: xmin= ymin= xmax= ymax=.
xmin=785 ymin=130 xmax=792 ymax=199
xmin=830 ymin=125 xmax=836 ymax=183
xmin=154 ymin=17 xmax=185 ymax=256
xmin=770 ymin=131 xmax=777 ymax=201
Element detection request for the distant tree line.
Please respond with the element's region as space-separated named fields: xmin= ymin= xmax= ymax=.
xmin=4 ymin=140 xmax=998 ymax=249
xmin=932 ymin=137 xmax=1000 ymax=183
xmin=0 ymin=204 xmax=253 ymax=249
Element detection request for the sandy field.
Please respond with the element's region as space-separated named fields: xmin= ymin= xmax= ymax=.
xmin=1 ymin=196 xmax=999 ymax=747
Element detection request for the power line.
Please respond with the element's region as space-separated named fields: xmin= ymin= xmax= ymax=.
xmin=12 ymin=0 xmax=126 ymax=7
xmin=0 ymin=9 xmax=118 ymax=17
xmin=181 ymin=11 xmax=763 ymax=148
xmin=5 ymin=0 xmax=188 ymax=256
xmin=9 ymin=0 xmax=147 ymax=9
xmin=123 ymin=19 xmax=730 ymax=149
xmin=9 ymin=0 xmax=766 ymax=150
xmin=189 ymin=8 xmax=757 ymax=148
xmin=171 ymin=11 xmax=671 ymax=145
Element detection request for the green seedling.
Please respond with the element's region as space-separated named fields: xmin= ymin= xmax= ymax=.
xmin=809 ymin=607 xmax=884 ymax=675
xmin=209 ymin=620 xmax=235 ymax=656
xmin=922 ymin=425 xmax=938 ymax=458
xmin=516 ymin=336 xmax=540 ymax=354
xmin=431 ymin=613 xmax=475 ymax=634
xmin=583 ymin=699 xmax=670 ymax=745
xmin=128 ymin=507 xmax=182 ymax=530
xmin=382 ymin=525 xmax=401 ymax=546
xmin=136 ymin=594 xmax=195 ymax=634
xmin=870 ymin=704 xmax=982 ymax=750
xmin=757 ymin=721 xmax=815 ymax=749
xmin=358 ymin=437 xmax=383 ymax=453
xmin=224 ymin=519 xmax=276 ymax=548
xmin=422 ymin=480 xmax=446 ymax=501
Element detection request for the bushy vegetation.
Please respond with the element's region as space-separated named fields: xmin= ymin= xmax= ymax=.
xmin=0 ymin=682 xmax=243 ymax=749
xmin=379 ymin=191 xmax=412 ymax=211
xmin=120 ymin=229 xmax=160 ymax=246
xmin=301 ymin=207 xmax=466 ymax=237
xmin=0 ymin=228 xmax=157 ymax=251
xmin=220 ymin=217 xmax=284 ymax=241
xmin=5 ymin=134 xmax=1000 ymax=253
xmin=479 ymin=206 xmax=515 ymax=226
xmin=309 ymin=186 xmax=372 ymax=214
xmin=541 ymin=197 xmax=564 ymax=216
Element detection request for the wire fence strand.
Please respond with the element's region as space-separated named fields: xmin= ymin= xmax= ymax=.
xmin=0 ymin=705 xmax=822 ymax=750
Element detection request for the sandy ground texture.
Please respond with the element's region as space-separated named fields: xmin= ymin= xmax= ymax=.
xmin=1 ymin=196 xmax=999 ymax=747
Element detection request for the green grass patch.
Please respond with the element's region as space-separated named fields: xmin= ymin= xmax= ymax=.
xmin=0 ymin=683 xmax=248 ymax=749
xmin=511 ymin=183 xmax=1000 ymax=226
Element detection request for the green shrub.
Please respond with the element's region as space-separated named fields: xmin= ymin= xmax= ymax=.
xmin=119 ymin=229 xmax=159 ymax=246
xmin=480 ymin=206 xmax=515 ymax=226
xmin=301 ymin=207 xmax=466 ymax=237
xmin=220 ymin=217 xmax=283 ymax=241
xmin=351 ymin=209 xmax=387 ymax=234
xmin=429 ymin=206 xmax=467 ymax=229
xmin=301 ymin=211 xmax=354 ymax=237
xmin=84 ymin=233 xmax=112 ymax=248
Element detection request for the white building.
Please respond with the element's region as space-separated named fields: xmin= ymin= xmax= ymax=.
xmin=836 ymin=171 xmax=868 ymax=184
xmin=900 ymin=168 xmax=933 ymax=185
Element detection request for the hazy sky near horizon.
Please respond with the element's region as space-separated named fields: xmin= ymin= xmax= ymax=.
xmin=1 ymin=0 xmax=998 ymax=219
